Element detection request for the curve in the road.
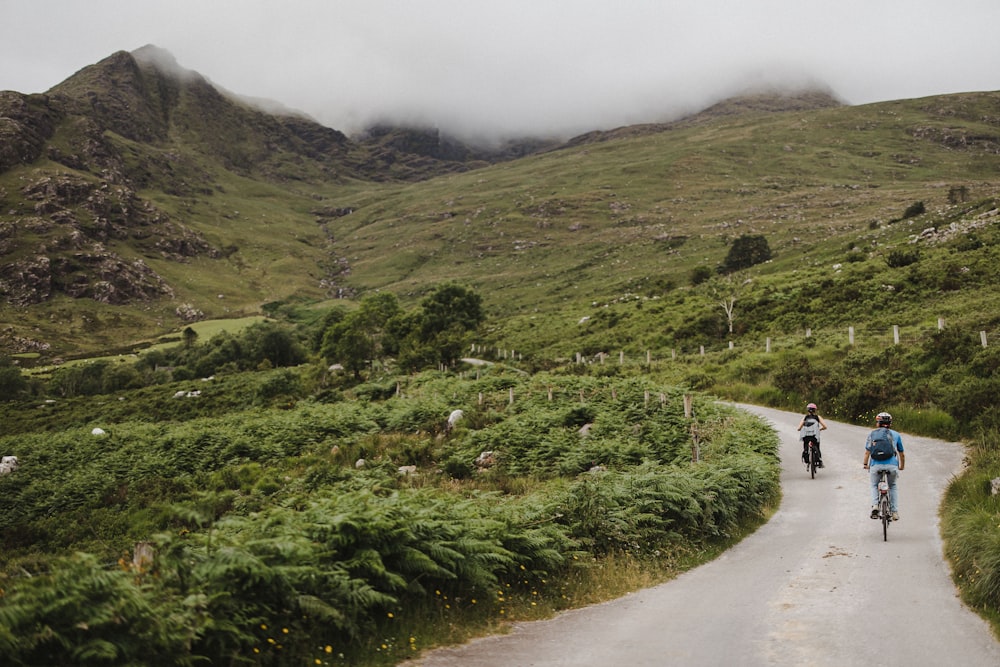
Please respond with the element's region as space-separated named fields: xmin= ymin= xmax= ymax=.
xmin=409 ymin=404 xmax=1000 ymax=667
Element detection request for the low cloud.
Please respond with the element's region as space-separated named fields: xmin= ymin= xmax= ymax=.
xmin=2 ymin=1 xmax=998 ymax=143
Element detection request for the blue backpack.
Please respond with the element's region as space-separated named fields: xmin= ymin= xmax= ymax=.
xmin=869 ymin=427 xmax=896 ymax=461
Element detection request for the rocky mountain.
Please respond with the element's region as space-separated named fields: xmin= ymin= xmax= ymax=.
xmin=0 ymin=46 xmax=546 ymax=340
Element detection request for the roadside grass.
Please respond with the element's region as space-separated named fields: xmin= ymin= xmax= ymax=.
xmin=941 ymin=434 xmax=1000 ymax=641
xmin=378 ymin=505 xmax=778 ymax=667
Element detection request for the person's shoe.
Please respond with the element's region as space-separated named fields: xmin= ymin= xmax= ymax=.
xmin=817 ymin=461 xmax=824 ymax=468
xmin=891 ymin=512 xmax=900 ymax=521
xmin=871 ymin=507 xmax=879 ymax=520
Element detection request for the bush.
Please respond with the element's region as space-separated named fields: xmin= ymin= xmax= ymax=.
xmin=723 ymin=234 xmax=772 ymax=272
xmin=902 ymin=201 xmax=926 ymax=219
xmin=886 ymin=248 xmax=920 ymax=268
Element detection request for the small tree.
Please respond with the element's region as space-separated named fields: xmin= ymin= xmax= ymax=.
xmin=706 ymin=272 xmax=751 ymax=335
xmin=723 ymin=234 xmax=771 ymax=272
xmin=690 ymin=265 xmax=713 ymax=286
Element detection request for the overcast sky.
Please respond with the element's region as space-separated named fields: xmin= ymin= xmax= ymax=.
xmin=2 ymin=0 xmax=998 ymax=142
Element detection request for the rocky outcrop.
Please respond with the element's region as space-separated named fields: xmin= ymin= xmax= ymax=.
xmin=0 ymin=92 xmax=59 ymax=174
xmin=0 ymin=172 xmax=214 ymax=306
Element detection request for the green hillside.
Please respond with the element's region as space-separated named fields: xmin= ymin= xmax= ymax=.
xmin=2 ymin=56 xmax=998 ymax=363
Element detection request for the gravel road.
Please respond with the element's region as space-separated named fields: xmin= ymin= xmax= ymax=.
xmin=408 ymin=404 xmax=1000 ymax=666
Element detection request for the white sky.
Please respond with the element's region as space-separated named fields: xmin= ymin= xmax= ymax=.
xmin=2 ymin=0 xmax=998 ymax=142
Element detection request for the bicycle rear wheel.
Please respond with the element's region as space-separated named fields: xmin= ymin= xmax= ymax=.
xmin=880 ymin=499 xmax=890 ymax=541
xmin=809 ymin=447 xmax=815 ymax=479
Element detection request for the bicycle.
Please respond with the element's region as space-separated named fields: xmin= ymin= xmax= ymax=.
xmin=803 ymin=437 xmax=820 ymax=479
xmin=876 ymin=469 xmax=891 ymax=541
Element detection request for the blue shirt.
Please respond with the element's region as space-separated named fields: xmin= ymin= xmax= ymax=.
xmin=865 ymin=428 xmax=904 ymax=466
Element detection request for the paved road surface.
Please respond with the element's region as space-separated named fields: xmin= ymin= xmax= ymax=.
xmin=410 ymin=405 xmax=1000 ymax=666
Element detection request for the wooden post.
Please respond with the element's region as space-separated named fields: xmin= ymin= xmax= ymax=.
xmin=683 ymin=394 xmax=693 ymax=419
xmin=893 ymin=325 xmax=900 ymax=345
xmin=806 ymin=327 xmax=812 ymax=338
xmin=938 ymin=318 xmax=945 ymax=330
xmin=133 ymin=541 xmax=155 ymax=570
xmin=478 ymin=392 xmax=484 ymax=406
xmin=672 ymin=349 xmax=676 ymax=360
xmin=700 ymin=345 xmax=705 ymax=356
xmin=646 ymin=350 xmax=651 ymax=365
xmin=548 ymin=386 xmax=553 ymax=401
xmin=982 ymin=331 xmax=988 ymax=348
xmin=644 ymin=390 xmax=650 ymax=406
xmin=766 ymin=337 xmax=771 ymax=353
xmin=729 ymin=341 xmax=734 ymax=350
xmin=619 ymin=350 xmax=625 ymax=364
xmin=849 ymin=326 xmax=855 ymax=345
xmin=509 ymin=388 xmax=514 ymax=404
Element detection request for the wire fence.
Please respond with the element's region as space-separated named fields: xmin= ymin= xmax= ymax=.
xmin=472 ymin=317 xmax=1000 ymax=369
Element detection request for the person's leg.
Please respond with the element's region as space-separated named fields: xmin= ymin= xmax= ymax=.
xmin=870 ymin=466 xmax=880 ymax=509
xmin=887 ymin=467 xmax=900 ymax=513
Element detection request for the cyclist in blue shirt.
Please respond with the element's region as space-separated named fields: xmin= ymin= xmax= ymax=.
xmin=863 ymin=411 xmax=906 ymax=521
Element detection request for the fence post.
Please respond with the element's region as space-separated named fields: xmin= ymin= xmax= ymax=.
xmin=849 ymin=326 xmax=855 ymax=345
xmin=729 ymin=341 xmax=734 ymax=349
xmin=133 ymin=542 xmax=155 ymax=570
xmin=938 ymin=318 xmax=945 ymax=330
xmin=806 ymin=327 xmax=812 ymax=337
xmin=766 ymin=337 xmax=771 ymax=353
xmin=893 ymin=325 xmax=900 ymax=345
xmin=982 ymin=331 xmax=988 ymax=348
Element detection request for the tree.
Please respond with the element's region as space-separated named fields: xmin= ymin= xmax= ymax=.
xmin=0 ymin=363 xmax=27 ymax=400
xmin=723 ymin=234 xmax=771 ymax=272
xmin=706 ymin=272 xmax=751 ymax=335
xmin=181 ymin=327 xmax=198 ymax=348
xmin=418 ymin=284 xmax=484 ymax=339
xmin=417 ymin=284 xmax=485 ymax=367
xmin=321 ymin=292 xmax=403 ymax=378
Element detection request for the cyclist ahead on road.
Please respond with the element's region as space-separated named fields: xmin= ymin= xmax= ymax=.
xmin=863 ymin=411 xmax=905 ymax=521
xmin=797 ymin=402 xmax=828 ymax=468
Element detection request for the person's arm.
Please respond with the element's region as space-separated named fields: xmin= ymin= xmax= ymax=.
xmin=863 ymin=439 xmax=871 ymax=469
xmin=796 ymin=419 xmax=804 ymax=431
xmin=818 ymin=416 xmax=828 ymax=430
xmin=898 ymin=450 xmax=905 ymax=471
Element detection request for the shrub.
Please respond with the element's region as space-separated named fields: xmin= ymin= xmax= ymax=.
xmin=902 ymin=201 xmax=926 ymax=219
xmin=886 ymin=248 xmax=920 ymax=268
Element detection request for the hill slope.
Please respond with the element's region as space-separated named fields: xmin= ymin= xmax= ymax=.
xmin=1 ymin=46 xmax=998 ymax=361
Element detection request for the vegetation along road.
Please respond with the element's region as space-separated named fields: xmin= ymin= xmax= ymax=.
xmin=410 ymin=405 xmax=1000 ymax=666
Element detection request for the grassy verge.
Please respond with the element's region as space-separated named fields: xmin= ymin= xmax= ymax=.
xmin=385 ymin=505 xmax=777 ymax=667
xmin=941 ymin=434 xmax=1000 ymax=641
